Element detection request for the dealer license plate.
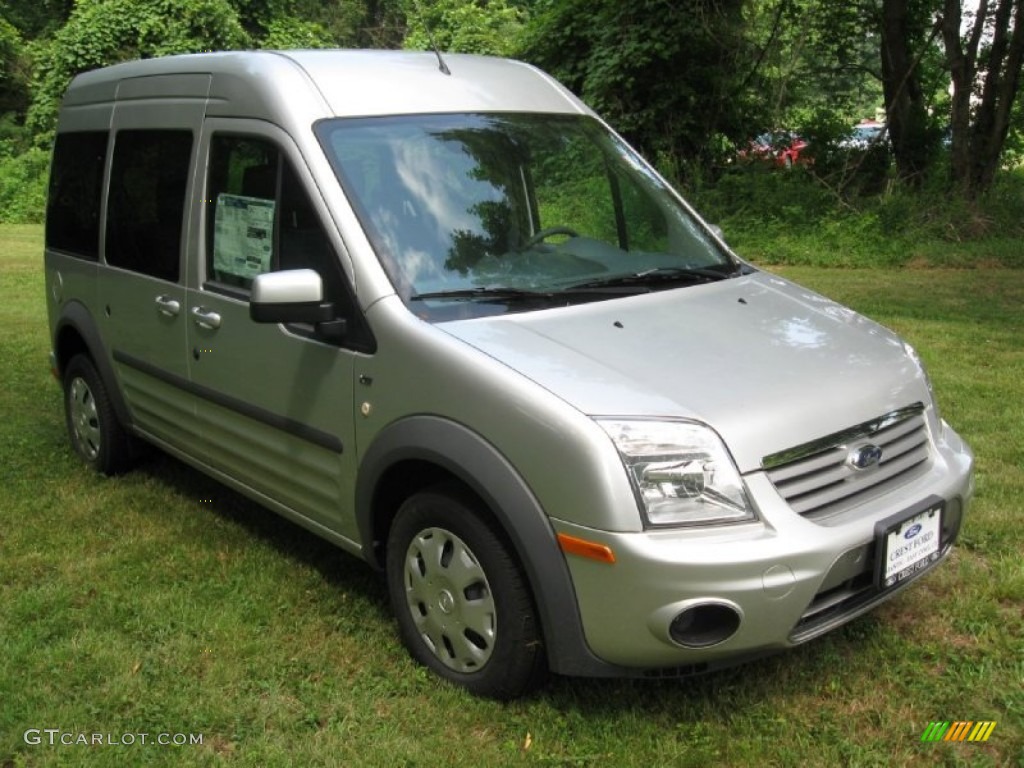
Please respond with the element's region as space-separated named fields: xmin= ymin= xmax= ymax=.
xmin=875 ymin=502 xmax=943 ymax=589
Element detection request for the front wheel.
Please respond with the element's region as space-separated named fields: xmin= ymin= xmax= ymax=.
xmin=386 ymin=486 xmax=546 ymax=699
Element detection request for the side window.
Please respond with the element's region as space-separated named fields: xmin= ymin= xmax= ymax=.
xmin=46 ymin=131 xmax=109 ymax=260
xmin=206 ymin=136 xmax=279 ymax=288
xmin=106 ymin=130 xmax=193 ymax=282
xmin=206 ymin=135 xmax=372 ymax=350
xmin=206 ymin=136 xmax=343 ymax=301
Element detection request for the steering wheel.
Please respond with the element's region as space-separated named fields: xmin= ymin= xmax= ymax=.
xmin=521 ymin=226 xmax=580 ymax=250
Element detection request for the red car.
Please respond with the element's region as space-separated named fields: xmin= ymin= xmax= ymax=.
xmin=742 ymin=131 xmax=809 ymax=167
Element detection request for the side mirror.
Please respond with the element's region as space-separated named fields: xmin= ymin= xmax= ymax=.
xmin=250 ymin=269 xmax=332 ymax=323
xmin=250 ymin=269 xmax=346 ymax=339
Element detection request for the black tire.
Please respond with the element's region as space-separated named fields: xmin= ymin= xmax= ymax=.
xmin=386 ymin=485 xmax=547 ymax=700
xmin=63 ymin=354 xmax=136 ymax=475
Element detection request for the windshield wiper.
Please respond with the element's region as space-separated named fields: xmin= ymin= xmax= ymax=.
xmin=565 ymin=265 xmax=742 ymax=292
xmin=410 ymin=264 xmax=752 ymax=303
xmin=410 ymin=287 xmax=556 ymax=302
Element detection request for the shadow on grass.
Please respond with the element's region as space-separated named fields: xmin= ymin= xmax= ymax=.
xmin=128 ymin=449 xmax=391 ymax=618
xmin=538 ymin=615 xmax=892 ymax=715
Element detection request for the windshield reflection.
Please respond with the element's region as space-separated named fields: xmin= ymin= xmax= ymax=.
xmin=316 ymin=113 xmax=733 ymax=319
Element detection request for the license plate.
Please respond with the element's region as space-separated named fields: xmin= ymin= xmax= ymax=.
xmin=874 ymin=500 xmax=943 ymax=589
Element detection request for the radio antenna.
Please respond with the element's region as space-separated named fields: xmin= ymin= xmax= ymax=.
xmin=413 ymin=0 xmax=451 ymax=75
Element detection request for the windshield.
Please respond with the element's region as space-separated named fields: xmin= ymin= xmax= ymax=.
xmin=316 ymin=113 xmax=738 ymax=319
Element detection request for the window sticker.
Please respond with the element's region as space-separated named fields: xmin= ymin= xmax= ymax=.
xmin=213 ymin=194 xmax=276 ymax=279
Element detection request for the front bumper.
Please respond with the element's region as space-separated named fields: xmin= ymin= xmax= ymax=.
xmin=553 ymin=423 xmax=974 ymax=671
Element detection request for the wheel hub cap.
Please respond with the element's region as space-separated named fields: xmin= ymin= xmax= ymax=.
xmin=403 ymin=527 xmax=497 ymax=673
xmin=68 ymin=377 xmax=101 ymax=461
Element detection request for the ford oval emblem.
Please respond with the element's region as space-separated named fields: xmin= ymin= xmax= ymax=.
xmin=848 ymin=444 xmax=884 ymax=470
xmin=904 ymin=523 xmax=923 ymax=539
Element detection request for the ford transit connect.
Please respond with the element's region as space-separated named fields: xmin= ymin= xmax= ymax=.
xmin=44 ymin=50 xmax=974 ymax=699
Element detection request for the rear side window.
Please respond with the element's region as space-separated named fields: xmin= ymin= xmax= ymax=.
xmin=106 ymin=130 xmax=193 ymax=282
xmin=46 ymin=131 xmax=109 ymax=260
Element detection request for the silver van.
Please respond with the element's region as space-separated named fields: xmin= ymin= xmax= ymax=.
xmin=45 ymin=50 xmax=975 ymax=699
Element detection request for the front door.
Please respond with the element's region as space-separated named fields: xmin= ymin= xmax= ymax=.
xmin=185 ymin=121 xmax=369 ymax=543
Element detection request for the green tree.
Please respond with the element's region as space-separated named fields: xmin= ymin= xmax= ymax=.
xmin=739 ymin=0 xmax=894 ymax=195
xmin=259 ymin=16 xmax=333 ymax=48
xmin=26 ymin=0 xmax=248 ymax=138
xmin=1 ymin=14 xmax=26 ymax=116
xmin=743 ymin=0 xmax=884 ymax=130
xmin=880 ymin=0 xmax=944 ymax=185
xmin=229 ymin=0 xmax=372 ymax=48
xmin=0 ymin=0 xmax=74 ymax=37
xmin=358 ymin=0 xmax=407 ymax=48
xmin=403 ymin=0 xmax=524 ymax=56
xmin=521 ymin=0 xmax=751 ymax=179
xmin=868 ymin=0 xmax=1024 ymax=194
xmin=745 ymin=0 xmax=1024 ymax=196
xmin=941 ymin=0 xmax=1024 ymax=196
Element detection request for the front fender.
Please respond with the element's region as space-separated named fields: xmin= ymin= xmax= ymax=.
xmin=355 ymin=415 xmax=625 ymax=677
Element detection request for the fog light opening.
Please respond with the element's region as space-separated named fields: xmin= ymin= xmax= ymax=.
xmin=669 ymin=603 xmax=741 ymax=648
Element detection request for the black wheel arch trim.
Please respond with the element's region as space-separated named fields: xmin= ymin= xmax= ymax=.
xmin=355 ymin=415 xmax=630 ymax=678
xmin=53 ymin=301 xmax=134 ymax=429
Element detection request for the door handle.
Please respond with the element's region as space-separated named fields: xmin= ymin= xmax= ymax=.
xmin=155 ymin=295 xmax=181 ymax=317
xmin=190 ymin=306 xmax=222 ymax=330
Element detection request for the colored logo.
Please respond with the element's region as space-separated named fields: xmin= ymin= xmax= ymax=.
xmin=848 ymin=444 xmax=883 ymax=470
xmin=904 ymin=523 xmax=923 ymax=539
xmin=921 ymin=721 xmax=997 ymax=742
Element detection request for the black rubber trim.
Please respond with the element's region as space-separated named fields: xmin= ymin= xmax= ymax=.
xmin=112 ymin=349 xmax=343 ymax=454
xmin=47 ymin=246 xmax=100 ymax=263
xmin=355 ymin=415 xmax=632 ymax=678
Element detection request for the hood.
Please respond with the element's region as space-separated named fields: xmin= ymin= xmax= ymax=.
xmin=439 ymin=272 xmax=929 ymax=472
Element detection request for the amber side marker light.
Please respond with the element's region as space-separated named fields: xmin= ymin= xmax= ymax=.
xmin=557 ymin=533 xmax=616 ymax=564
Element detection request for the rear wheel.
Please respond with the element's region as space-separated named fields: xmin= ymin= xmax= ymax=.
xmin=63 ymin=354 xmax=135 ymax=475
xmin=386 ymin=485 xmax=546 ymax=699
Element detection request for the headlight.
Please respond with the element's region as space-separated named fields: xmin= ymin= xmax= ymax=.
xmin=598 ymin=419 xmax=756 ymax=527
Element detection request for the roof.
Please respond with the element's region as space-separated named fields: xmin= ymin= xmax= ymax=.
xmin=65 ymin=50 xmax=590 ymax=120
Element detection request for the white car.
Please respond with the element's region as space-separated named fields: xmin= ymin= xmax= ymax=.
xmin=840 ymin=121 xmax=888 ymax=150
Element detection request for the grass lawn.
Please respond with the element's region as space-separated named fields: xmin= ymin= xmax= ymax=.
xmin=1 ymin=224 xmax=1021 ymax=766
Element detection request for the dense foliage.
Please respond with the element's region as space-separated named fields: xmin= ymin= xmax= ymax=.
xmin=521 ymin=0 xmax=751 ymax=178
xmin=26 ymin=0 xmax=248 ymax=137
xmin=0 ymin=0 xmax=1021 ymax=245
xmin=403 ymin=0 xmax=524 ymax=56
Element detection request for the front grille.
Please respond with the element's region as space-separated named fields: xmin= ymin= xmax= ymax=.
xmin=763 ymin=405 xmax=931 ymax=522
